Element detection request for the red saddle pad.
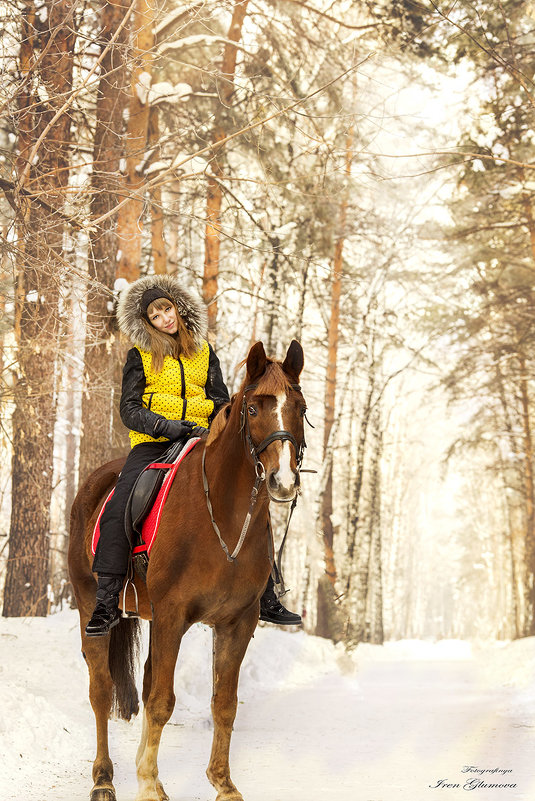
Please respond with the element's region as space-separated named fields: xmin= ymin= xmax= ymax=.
xmin=91 ymin=437 xmax=200 ymax=558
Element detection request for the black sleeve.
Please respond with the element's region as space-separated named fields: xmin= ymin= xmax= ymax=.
xmin=205 ymin=345 xmax=230 ymax=418
xmin=119 ymin=348 xmax=173 ymax=439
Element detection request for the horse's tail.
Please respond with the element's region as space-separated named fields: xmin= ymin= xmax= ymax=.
xmin=108 ymin=616 xmax=142 ymax=721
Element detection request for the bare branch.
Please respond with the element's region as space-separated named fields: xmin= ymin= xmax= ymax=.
xmin=87 ymin=52 xmax=376 ymax=230
xmin=17 ymin=0 xmax=137 ymax=190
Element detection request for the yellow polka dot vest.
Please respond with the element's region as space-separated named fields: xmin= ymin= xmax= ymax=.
xmin=129 ymin=340 xmax=214 ymax=447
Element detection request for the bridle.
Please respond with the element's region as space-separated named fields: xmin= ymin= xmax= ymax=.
xmin=201 ymin=381 xmax=307 ymax=563
xmin=240 ymin=382 xmax=306 ymax=483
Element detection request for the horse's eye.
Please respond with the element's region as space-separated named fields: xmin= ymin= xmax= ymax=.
xmin=248 ymin=405 xmax=257 ymax=416
xmin=301 ymin=407 xmax=307 ymax=416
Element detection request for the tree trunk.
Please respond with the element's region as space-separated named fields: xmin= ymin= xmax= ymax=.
xmin=0 ymin=225 xmax=8 ymax=377
xmin=518 ymin=354 xmax=535 ymax=635
xmin=313 ymin=364 xmax=354 ymax=640
xmin=519 ymin=181 xmax=535 ymax=635
xmin=78 ymin=0 xmax=130 ymax=484
xmin=343 ymin=370 xmax=375 ymax=642
xmin=294 ymin=257 xmax=310 ymax=342
xmin=495 ymin=363 xmax=521 ymax=637
xmin=3 ymin=0 xmax=74 ymax=617
xmin=521 ymin=174 xmax=535 ymax=261
xmin=203 ymin=0 xmax=250 ymax=341
xmin=265 ymin=237 xmax=281 ymax=354
xmin=116 ymin=0 xmax=155 ymax=280
xmin=63 ymin=278 xmax=84 ymax=536
xmin=149 ymin=107 xmax=167 ymax=274
xmin=363 ymin=404 xmax=384 ymax=644
xmin=320 ymin=240 xmax=343 ymax=580
xmin=247 ymin=259 xmax=266 ymax=350
xmin=315 ymin=128 xmax=354 ymax=640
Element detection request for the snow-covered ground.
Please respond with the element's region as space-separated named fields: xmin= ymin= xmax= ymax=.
xmin=2 ymin=610 xmax=535 ymax=801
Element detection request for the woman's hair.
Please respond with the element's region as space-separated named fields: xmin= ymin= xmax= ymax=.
xmin=141 ymin=297 xmax=197 ymax=373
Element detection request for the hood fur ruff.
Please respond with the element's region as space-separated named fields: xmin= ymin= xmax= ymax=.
xmin=117 ymin=274 xmax=208 ymax=352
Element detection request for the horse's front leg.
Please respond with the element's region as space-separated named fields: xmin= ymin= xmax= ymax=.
xmin=136 ymin=610 xmax=185 ymax=801
xmin=207 ymin=607 xmax=258 ymax=801
xmin=136 ymin=627 xmax=169 ymax=801
xmin=82 ymin=628 xmax=116 ymax=801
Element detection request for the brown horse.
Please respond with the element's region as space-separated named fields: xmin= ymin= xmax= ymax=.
xmin=68 ymin=340 xmax=306 ymax=801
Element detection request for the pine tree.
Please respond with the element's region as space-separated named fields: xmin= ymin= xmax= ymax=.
xmin=4 ymin=0 xmax=75 ymax=616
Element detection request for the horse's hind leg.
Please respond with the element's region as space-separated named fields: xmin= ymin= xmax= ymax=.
xmin=136 ymin=623 xmax=152 ymax=765
xmin=136 ymin=611 xmax=185 ymax=801
xmin=207 ymin=609 xmax=258 ymax=801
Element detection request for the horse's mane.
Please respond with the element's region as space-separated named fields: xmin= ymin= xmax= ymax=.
xmin=206 ymin=402 xmax=231 ymax=445
xmin=206 ymin=361 xmax=292 ymax=447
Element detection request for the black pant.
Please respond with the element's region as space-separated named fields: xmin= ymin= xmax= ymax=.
xmin=92 ymin=441 xmax=171 ymax=576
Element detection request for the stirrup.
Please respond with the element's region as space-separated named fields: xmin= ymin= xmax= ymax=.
xmin=121 ymin=576 xmax=140 ymax=619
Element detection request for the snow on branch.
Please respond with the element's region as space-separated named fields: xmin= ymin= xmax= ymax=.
xmin=134 ymin=72 xmax=193 ymax=106
xmin=149 ymin=81 xmax=193 ymax=105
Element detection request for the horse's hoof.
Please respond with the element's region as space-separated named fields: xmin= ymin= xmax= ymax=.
xmin=135 ymin=781 xmax=168 ymax=801
xmin=156 ymin=779 xmax=169 ymax=801
xmin=90 ymin=789 xmax=116 ymax=801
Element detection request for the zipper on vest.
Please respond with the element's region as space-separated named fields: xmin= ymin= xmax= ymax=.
xmin=177 ymin=356 xmax=187 ymax=419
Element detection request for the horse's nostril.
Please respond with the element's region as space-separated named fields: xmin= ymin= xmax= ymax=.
xmin=268 ymin=471 xmax=279 ymax=491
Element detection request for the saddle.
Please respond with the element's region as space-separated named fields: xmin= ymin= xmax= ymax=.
xmin=125 ymin=437 xmax=201 ymax=579
xmin=91 ymin=438 xmax=201 ymax=583
xmin=125 ymin=439 xmax=184 ymax=544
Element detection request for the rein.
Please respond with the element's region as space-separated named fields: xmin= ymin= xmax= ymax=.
xmin=201 ymin=381 xmax=306 ymax=563
xmin=202 ymin=448 xmax=265 ymax=563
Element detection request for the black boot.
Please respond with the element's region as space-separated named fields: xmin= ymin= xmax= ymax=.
xmin=260 ymin=575 xmax=302 ymax=625
xmin=85 ymin=575 xmax=123 ymax=637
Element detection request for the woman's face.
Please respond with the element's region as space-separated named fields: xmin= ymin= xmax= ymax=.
xmin=147 ymin=300 xmax=178 ymax=334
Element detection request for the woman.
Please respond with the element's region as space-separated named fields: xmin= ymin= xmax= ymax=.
xmin=86 ymin=275 xmax=301 ymax=636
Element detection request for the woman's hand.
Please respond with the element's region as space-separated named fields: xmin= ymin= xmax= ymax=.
xmin=190 ymin=426 xmax=209 ymax=439
xmin=155 ymin=419 xmax=196 ymax=441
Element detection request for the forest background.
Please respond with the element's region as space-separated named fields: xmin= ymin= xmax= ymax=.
xmin=1 ymin=0 xmax=534 ymax=647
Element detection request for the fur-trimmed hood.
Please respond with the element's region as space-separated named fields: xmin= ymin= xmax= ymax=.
xmin=116 ymin=274 xmax=208 ymax=352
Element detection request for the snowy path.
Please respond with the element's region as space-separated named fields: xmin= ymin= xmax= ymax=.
xmin=2 ymin=611 xmax=535 ymax=801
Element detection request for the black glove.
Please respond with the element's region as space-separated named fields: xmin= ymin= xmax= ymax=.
xmin=190 ymin=426 xmax=209 ymax=438
xmin=154 ymin=418 xmax=196 ymax=441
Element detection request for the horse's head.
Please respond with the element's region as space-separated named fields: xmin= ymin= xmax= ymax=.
xmin=243 ymin=340 xmax=306 ymax=502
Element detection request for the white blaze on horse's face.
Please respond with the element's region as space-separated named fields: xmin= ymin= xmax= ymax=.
xmin=266 ymin=391 xmax=299 ymax=501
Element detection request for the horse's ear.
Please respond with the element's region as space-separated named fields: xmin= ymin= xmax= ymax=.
xmin=246 ymin=341 xmax=267 ymax=383
xmin=282 ymin=340 xmax=304 ymax=382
